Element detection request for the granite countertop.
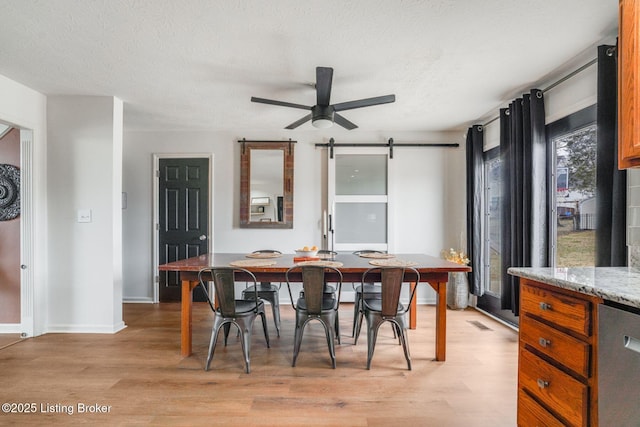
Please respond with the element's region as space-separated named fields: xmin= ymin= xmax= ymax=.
xmin=508 ymin=266 xmax=640 ymax=309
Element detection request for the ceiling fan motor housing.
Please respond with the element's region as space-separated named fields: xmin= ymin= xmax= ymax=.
xmin=312 ymin=105 xmax=334 ymax=122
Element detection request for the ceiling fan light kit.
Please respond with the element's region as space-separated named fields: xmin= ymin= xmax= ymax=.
xmin=311 ymin=105 xmax=334 ymax=128
xmin=312 ymin=118 xmax=333 ymax=129
xmin=251 ymin=67 xmax=395 ymax=130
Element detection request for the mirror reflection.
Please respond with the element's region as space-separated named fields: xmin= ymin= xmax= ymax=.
xmin=239 ymin=141 xmax=294 ymax=228
xmin=250 ymin=150 xmax=284 ymax=222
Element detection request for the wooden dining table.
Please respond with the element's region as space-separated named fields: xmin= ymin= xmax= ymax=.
xmin=158 ymin=252 xmax=471 ymax=361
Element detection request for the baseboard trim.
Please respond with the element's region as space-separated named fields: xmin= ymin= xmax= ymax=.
xmin=46 ymin=321 xmax=127 ymax=334
xmin=123 ymin=297 xmax=154 ymax=303
xmin=0 ymin=324 xmax=23 ymax=334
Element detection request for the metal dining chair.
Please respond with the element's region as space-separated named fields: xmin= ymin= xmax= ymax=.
xmin=241 ymin=249 xmax=282 ymax=337
xmin=285 ymin=265 xmax=343 ymax=368
xmin=351 ymin=250 xmax=385 ymax=337
xmin=299 ymin=250 xmax=339 ymax=297
xmin=198 ymin=267 xmax=270 ymax=373
xmin=354 ymin=266 xmax=420 ymax=370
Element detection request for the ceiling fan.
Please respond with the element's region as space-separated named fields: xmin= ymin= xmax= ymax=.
xmin=251 ymin=66 xmax=395 ymax=130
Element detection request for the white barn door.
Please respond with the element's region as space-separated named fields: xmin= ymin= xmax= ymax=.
xmin=327 ymin=147 xmax=392 ymax=253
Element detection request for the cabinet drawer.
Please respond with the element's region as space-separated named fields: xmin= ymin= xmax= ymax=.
xmin=520 ymin=315 xmax=590 ymax=378
xmin=521 ymin=283 xmax=591 ymax=337
xmin=518 ymin=388 xmax=565 ymax=427
xmin=520 ymin=349 xmax=588 ymax=427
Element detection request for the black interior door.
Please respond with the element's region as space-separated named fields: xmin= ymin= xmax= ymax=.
xmin=159 ymin=158 xmax=209 ymax=302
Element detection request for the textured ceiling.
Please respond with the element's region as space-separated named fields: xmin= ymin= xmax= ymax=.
xmin=0 ymin=0 xmax=618 ymax=132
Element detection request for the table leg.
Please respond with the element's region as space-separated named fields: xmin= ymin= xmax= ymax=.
xmin=434 ymin=281 xmax=446 ymax=361
xmin=409 ymin=281 xmax=417 ymax=329
xmin=181 ymin=279 xmax=198 ymax=357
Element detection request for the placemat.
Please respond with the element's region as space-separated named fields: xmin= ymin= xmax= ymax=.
xmin=295 ymin=260 xmax=344 ymax=268
xmin=369 ymin=259 xmax=417 ymax=267
xmin=245 ymin=252 xmax=281 ymax=259
xmin=229 ymin=259 xmax=278 ymax=267
xmin=358 ymin=253 xmax=395 ymax=259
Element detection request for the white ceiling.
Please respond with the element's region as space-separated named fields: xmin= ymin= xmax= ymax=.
xmin=0 ymin=0 xmax=618 ymax=133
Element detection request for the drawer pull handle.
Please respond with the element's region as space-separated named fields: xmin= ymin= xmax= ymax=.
xmin=538 ymin=337 xmax=551 ymax=348
xmin=539 ymin=302 xmax=552 ymax=311
xmin=624 ymin=335 xmax=640 ymax=354
xmin=536 ymin=378 xmax=549 ymax=389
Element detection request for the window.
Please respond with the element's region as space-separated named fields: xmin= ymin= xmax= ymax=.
xmin=477 ymin=147 xmax=518 ymax=326
xmin=484 ymin=150 xmax=502 ymax=297
xmin=547 ymin=105 xmax=597 ymax=267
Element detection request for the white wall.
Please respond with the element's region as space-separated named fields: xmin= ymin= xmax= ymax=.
xmin=123 ymin=130 xmax=466 ymax=302
xmin=0 ymin=74 xmax=47 ymax=336
xmin=46 ymin=96 xmax=124 ymax=333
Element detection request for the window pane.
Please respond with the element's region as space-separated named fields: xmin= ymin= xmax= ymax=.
xmin=335 ymin=202 xmax=387 ymax=244
xmin=335 ymin=155 xmax=387 ymax=195
xmin=485 ymin=158 xmax=502 ymax=296
xmin=554 ymin=124 xmax=597 ymax=267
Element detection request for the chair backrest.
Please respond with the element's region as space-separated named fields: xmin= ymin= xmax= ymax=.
xmin=286 ymin=265 xmax=343 ymax=315
xmin=198 ymin=267 xmax=259 ymax=317
xmin=362 ymin=267 xmax=420 ymax=317
xmin=252 ymin=249 xmax=282 ymax=255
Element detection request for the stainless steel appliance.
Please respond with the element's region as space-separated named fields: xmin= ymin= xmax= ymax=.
xmin=599 ymin=303 xmax=640 ymax=426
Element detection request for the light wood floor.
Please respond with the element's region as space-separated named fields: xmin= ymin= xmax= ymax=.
xmin=0 ymin=303 xmax=518 ymax=426
xmin=0 ymin=333 xmax=21 ymax=350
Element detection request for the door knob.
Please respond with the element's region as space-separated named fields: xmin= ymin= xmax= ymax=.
xmin=199 ymin=235 xmax=207 ymax=241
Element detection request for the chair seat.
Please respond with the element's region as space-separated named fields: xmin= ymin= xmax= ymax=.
xmin=217 ymin=299 xmax=265 ymax=315
xmin=324 ymin=284 xmax=338 ymax=293
xmin=299 ymin=284 xmax=337 ymax=298
xmin=296 ymin=297 xmax=338 ymax=312
xmin=245 ymin=283 xmax=279 ymax=292
xmin=354 ymin=283 xmax=381 ymax=294
xmin=362 ymin=299 xmax=404 ymax=313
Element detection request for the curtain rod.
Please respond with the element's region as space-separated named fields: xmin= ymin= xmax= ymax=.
xmin=482 ymin=56 xmax=600 ymax=127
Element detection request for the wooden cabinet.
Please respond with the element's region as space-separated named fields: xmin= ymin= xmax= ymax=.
xmin=517 ymin=279 xmax=602 ymax=426
xmin=619 ymin=0 xmax=640 ymax=169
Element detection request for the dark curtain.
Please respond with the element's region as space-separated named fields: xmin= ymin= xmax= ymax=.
xmin=466 ymin=125 xmax=484 ymax=295
xmin=596 ymin=44 xmax=627 ymax=266
xmin=500 ymin=89 xmax=548 ymax=315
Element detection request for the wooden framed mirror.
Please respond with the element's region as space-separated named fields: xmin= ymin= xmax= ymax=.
xmin=239 ymin=140 xmax=294 ymax=228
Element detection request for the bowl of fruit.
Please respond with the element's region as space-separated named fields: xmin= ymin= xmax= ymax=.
xmin=295 ymin=245 xmax=318 ymax=257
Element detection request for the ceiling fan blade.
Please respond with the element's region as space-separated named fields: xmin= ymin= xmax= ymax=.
xmin=251 ymin=97 xmax=311 ymax=110
xmin=285 ymin=114 xmax=312 ymax=129
xmin=332 ymin=94 xmax=396 ymax=112
xmin=315 ymin=67 xmax=333 ymax=106
xmin=333 ymin=113 xmax=358 ymax=130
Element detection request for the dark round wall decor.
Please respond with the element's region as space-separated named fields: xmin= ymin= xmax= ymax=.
xmin=0 ymin=164 xmax=20 ymax=221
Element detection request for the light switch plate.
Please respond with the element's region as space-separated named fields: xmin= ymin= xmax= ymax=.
xmin=77 ymin=209 xmax=92 ymax=223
